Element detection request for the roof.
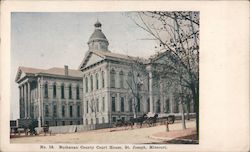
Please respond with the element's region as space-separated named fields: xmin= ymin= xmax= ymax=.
xmin=78 ymin=50 xmax=147 ymax=70
xmin=88 ymin=29 xmax=108 ymax=44
xmin=15 ymin=66 xmax=83 ymax=82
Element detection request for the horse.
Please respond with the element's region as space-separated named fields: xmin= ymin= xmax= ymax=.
xmin=167 ymin=115 xmax=175 ymax=124
xmin=144 ymin=113 xmax=158 ymax=127
xmin=130 ymin=114 xmax=148 ymax=128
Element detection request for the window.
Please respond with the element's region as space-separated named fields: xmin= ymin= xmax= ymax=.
xmin=69 ymin=85 xmax=72 ymax=99
xmin=90 ymin=75 xmax=93 ymax=91
xmin=91 ymin=119 xmax=93 ymax=124
xmin=119 ymin=71 xmax=124 ymax=88
xmin=137 ymin=98 xmax=141 ymax=112
xmin=45 ymin=105 xmax=49 ymax=117
xmin=61 ymin=84 xmax=64 ymax=99
xmin=85 ymin=119 xmax=88 ymax=125
xmin=44 ymin=83 xmax=48 ymax=98
xmin=77 ymin=121 xmax=80 ymax=125
xmin=96 ymin=99 xmax=99 ymax=112
xmin=86 ymin=101 xmax=89 ymax=113
xmin=53 ymin=83 xmax=56 ymax=98
xmin=121 ymin=117 xmax=125 ymax=122
xmin=165 ymin=99 xmax=170 ymax=113
xmin=76 ymin=85 xmax=80 ymax=99
xmin=69 ymin=105 xmax=73 ymax=117
xmin=102 ymin=117 xmax=105 ymax=123
xmin=128 ymin=72 xmax=133 ymax=88
xmin=70 ymin=121 xmax=73 ymax=125
xmin=62 ymin=105 xmax=65 ymax=117
xmin=110 ymin=69 xmax=115 ymax=88
xmin=77 ymin=105 xmax=80 ymax=117
xmin=129 ymin=99 xmax=133 ymax=112
xmin=102 ymin=71 xmax=105 ymax=88
xmin=62 ymin=121 xmax=65 ymax=126
xmin=102 ymin=97 xmax=105 ymax=112
xmin=53 ymin=105 xmax=57 ymax=117
xmin=96 ymin=73 xmax=99 ymax=90
xmin=156 ymin=100 xmax=161 ymax=113
xmin=147 ymin=98 xmax=150 ymax=112
xmin=112 ymin=117 xmax=116 ymax=122
xmin=96 ymin=118 xmax=99 ymax=124
xmin=85 ymin=77 xmax=88 ymax=93
xmin=120 ymin=97 xmax=125 ymax=112
xmin=112 ymin=97 xmax=116 ymax=112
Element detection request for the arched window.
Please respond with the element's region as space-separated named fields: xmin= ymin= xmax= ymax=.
xmin=76 ymin=85 xmax=80 ymax=99
xmin=119 ymin=71 xmax=124 ymax=88
xmin=61 ymin=84 xmax=64 ymax=99
xmin=53 ymin=83 xmax=56 ymax=98
xmin=102 ymin=71 xmax=105 ymax=88
xmin=85 ymin=119 xmax=88 ymax=125
xmin=85 ymin=77 xmax=88 ymax=93
xmin=110 ymin=69 xmax=116 ymax=88
xmin=68 ymin=84 xmax=72 ymax=99
xmin=96 ymin=73 xmax=99 ymax=90
xmin=44 ymin=83 xmax=48 ymax=98
xmin=90 ymin=75 xmax=93 ymax=91
xmin=120 ymin=97 xmax=125 ymax=112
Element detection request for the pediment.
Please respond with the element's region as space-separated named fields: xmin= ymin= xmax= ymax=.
xmin=85 ymin=53 xmax=104 ymax=67
xmin=78 ymin=51 xmax=105 ymax=70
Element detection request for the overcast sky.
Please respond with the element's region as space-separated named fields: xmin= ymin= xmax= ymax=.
xmin=11 ymin=12 xmax=157 ymax=119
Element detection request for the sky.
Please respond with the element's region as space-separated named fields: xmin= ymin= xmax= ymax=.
xmin=11 ymin=12 xmax=157 ymax=120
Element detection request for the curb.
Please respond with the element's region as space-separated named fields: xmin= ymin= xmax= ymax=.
xmin=148 ymin=135 xmax=198 ymax=143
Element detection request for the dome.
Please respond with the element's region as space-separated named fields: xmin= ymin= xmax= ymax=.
xmin=87 ymin=21 xmax=108 ymax=44
xmin=87 ymin=21 xmax=109 ymax=51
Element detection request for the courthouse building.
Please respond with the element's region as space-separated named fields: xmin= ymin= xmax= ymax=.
xmin=15 ymin=21 xmax=194 ymax=127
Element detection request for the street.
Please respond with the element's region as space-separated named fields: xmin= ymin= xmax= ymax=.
xmin=11 ymin=119 xmax=196 ymax=144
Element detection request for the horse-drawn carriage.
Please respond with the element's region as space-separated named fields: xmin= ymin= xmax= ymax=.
xmin=113 ymin=113 xmax=175 ymax=129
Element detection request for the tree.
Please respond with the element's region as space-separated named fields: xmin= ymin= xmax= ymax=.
xmin=125 ymin=57 xmax=148 ymax=119
xmin=130 ymin=11 xmax=199 ymax=138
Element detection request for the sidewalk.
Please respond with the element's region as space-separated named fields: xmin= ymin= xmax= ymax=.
xmin=149 ymin=127 xmax=198 ymax=144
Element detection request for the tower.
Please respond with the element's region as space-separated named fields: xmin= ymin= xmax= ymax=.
xmin=87 ymin=20 xmax=109 ymax=51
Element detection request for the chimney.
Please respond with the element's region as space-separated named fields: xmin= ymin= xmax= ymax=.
xmin=64 ymin=65 xmax=69 ymax=76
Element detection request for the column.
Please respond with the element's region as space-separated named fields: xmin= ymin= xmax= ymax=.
xmin=27 ymin=82 xmax=31 ymax=118
xmin=19 ymin=86 xmax=23 ymax=118
xmin=37 ymin=78 xmax=41 ymax=127
xmin=23 ymin=83 xmax=27 ymax=118
xmin=159 ymin=79 xmax=164 ymax=113
xmin=149 ymin=71 xmax=154 ymax=113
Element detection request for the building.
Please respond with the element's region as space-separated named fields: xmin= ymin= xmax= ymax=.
xmin=15 ymin=20 xmax=194 ymax=128
xmin=78 ymin=21 xmax=194 ymax=126
xmin=15 ymin=66 xmax=83 ymax=127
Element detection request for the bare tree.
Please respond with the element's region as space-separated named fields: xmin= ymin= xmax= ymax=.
xmin=129 ymin=11 xmax=199 ymax=138
xmin=126 ymin=57 xmax=148 ymax=119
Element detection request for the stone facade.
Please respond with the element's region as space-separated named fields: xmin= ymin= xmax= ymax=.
xmin=15 ymin=66 xmax=83 ymax=127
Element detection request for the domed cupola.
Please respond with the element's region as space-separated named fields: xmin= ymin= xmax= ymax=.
xmin=88 ymin=20 xmax=109 ymax=51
